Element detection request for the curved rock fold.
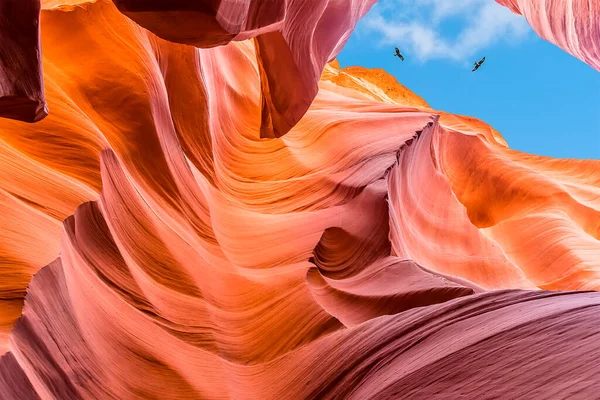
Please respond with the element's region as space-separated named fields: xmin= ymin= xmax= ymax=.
xmin=0 ymin=0 xmax=599 ymax=398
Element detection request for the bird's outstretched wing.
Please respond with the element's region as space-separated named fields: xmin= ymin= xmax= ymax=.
xmin=395 ymin=47 xmax=400 ymax=52
xmin=472 ymin=57 xmax=485 ymax=71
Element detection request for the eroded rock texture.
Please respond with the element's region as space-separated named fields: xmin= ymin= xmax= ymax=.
xmin=0 ymin=0 xmax=599 ymax=398
xmin=496 ymin=0 xmax=600 ymax=71
xmin=111 ymin=0 xmax=377 ymax=138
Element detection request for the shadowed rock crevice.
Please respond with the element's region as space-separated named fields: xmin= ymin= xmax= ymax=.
xmin=0 ymin=0 xmax=47 ymax=123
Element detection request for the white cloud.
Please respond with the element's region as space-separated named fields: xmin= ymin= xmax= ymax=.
xmin=359 ymin=0 xmax=531 ymax=63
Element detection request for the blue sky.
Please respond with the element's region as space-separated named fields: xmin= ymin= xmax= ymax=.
xmin=338 ymin=0 xmax=600 ymax=159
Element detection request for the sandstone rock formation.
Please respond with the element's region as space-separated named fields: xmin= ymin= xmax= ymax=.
xmin=0 ymin=0 xmax=599 ymax=398
xmin=497 ymin=0 xmax=600 ymax=71
xmin=0 ymin=0 xmax=47 ymax=122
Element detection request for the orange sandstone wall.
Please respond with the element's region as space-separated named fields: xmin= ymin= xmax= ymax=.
xmin=0 ymin=0 xmax=599 ymax=398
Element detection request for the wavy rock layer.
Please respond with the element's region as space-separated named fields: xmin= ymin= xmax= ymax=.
xmin=496 ymin=0 xmax=600 ymax=71
xmin=111 ymin=0 xmax=377 ymax=138
xmin=0 ymin=0 xmax=599 ymax=398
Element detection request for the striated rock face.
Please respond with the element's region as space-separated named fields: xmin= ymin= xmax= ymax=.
xmin=111 ymin=0 xmax=377 ymax=138
xmin=0 ymin=0 xmax=599 ymax=398
xmin=496 ymin=0 xmax=600 ymax=71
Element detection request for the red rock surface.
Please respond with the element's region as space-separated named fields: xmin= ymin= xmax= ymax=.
xmin=110 ymin=0 xmax=377 ymax=138
xmin=497 ymin=0 xmax=600 ymax=71
xmin=0 ymin=0 xmax=599 ymax=398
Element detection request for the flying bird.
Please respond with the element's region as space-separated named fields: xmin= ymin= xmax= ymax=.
xmin=394 ymin=47 xmax=404 ymax=61
xmin=472 ymin=56 xmax=486 ymax=72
